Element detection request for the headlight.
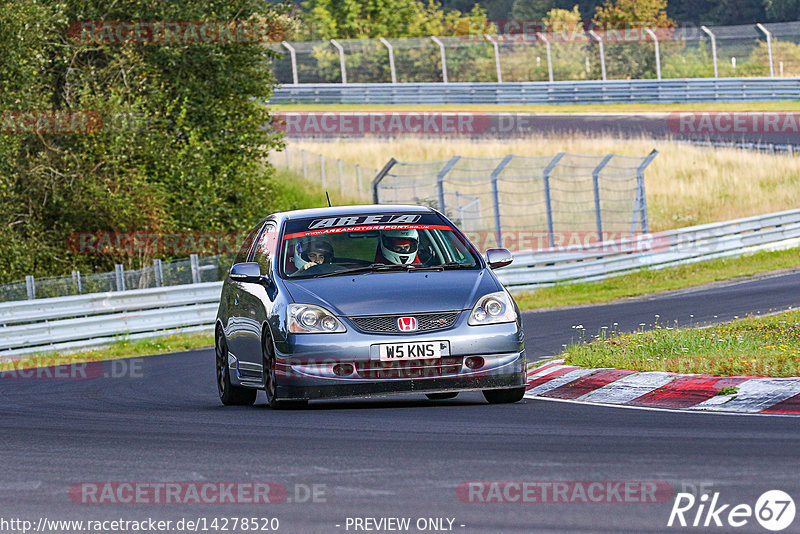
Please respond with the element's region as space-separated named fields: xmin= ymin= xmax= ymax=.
xmin=287 ymin=304 xmax=346 ymax=334
xmin=468 ymin=291 xmax=517 ymax=326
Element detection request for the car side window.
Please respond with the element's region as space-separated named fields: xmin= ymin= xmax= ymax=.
xmin=252 ymin=222 xmax=278 ymax=276
xmin=233 ymin=223 xmax=264 ymax=265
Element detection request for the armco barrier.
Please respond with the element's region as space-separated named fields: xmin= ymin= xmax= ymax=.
xmin=496 ymin=208 xmax=800 ymax=290
xmin=2 ymin=210 xmax=799 ymax=356
xmin=270 ymin=78 xmax=800 ymax=105
xmin=0 ymin=282 xmax=222 ymax=357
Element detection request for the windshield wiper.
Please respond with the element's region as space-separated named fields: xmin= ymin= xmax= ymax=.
xmin=407 ymin=262 xmax=477 ymax=271
xmin=314 ymin=263 xmax=409 ymax=278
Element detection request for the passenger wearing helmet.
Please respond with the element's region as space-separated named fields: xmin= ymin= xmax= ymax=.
xmin=293 ymin=238 xmax=334 ymax=271
xmin=375 ymin=229 xmax=420 ymax=265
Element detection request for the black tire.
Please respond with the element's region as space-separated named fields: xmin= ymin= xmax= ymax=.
xmin=215 ymin=329 xmax=257 ymax=406
xmin=426 ymin=392 xmax=459 ymax=400
xmin=482 ymin=386 xmax=526 ymax=404
xmin=262 ymin=329 xmax=308 ymax=410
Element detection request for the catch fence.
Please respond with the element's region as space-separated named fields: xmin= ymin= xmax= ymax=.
xmin=372 ymin=152 xmax=658 ymax=250
xmin=268 ymin=21 xmax=800 ymax=85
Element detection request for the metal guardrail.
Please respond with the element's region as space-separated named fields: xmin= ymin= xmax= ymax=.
xmin=2 ymin=209 xmax=799 ymax=356
xmin=270 ymin=78 xmax=800 ymax=105
xmin=496 ymin=208 xmax=800 ymax=290
xmin=0 ymin=283 xmax=222 ymax=357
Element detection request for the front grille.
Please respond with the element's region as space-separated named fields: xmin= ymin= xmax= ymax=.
xmin=349 ymin=312 xmax=460 ymax=334
xmin=355 ymin=357 xmax=463 ymax=379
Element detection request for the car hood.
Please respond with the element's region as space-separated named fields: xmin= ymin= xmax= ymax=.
xmin=281 ymin=269 xmax=499 ymax=316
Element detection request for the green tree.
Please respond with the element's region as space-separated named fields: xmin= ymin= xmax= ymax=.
xmin=764 ymin=0 xmax=800 ymax=22
xmin=0 ymin=0 xmax=286 ymax=281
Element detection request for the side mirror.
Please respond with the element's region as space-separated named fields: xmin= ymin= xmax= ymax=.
xmin=485 ymin=248 xmax=513 ymax=269
xmin=230 ymin=262 xmax=265 ymax=283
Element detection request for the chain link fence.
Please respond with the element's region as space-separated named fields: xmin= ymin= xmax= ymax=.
xmin=269 ymin=21 xmax=800 ymax=84
xmin=269 ymin=146 xmax=377 ymax=201
xmin=372 ymin=152 xmax=658 ymax=252
xmin=1 ymin=255 xmax=231 ymax=303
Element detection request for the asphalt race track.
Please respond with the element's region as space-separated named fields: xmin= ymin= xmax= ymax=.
xmin=2 ymin=271 xmax=800 ymax=534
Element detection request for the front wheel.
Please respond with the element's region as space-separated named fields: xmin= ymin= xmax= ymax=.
xmin=482 ymin=386 xmax=526 ymax=404
xmin=263 ymin=330 xmax=308 ymax=410
xmin=215 ymin=331 xmax=257 ymax=406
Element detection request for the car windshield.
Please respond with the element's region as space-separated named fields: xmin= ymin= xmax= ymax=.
xmin=279 ymin=212 xmax=481 ymax=279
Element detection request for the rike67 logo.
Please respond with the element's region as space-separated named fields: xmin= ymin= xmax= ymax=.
xmin=668 ymin=490 xmax=795 ymax=531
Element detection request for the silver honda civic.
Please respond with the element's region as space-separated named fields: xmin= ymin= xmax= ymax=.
xmin=215 ymin=204 xmax=526 ymax=408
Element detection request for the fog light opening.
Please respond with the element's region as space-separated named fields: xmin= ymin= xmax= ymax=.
xmin=332 ymin=363 xmax=354 ymax=377
xmin=464 ymin=356 xmax=485 ymax=370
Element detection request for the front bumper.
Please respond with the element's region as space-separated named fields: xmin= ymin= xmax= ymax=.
xmin=272 ymin=317 xmax=525 ymax=400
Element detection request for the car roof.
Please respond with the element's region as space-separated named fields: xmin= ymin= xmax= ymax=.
xmin=277 ymin=204 xmax=436 ymax=220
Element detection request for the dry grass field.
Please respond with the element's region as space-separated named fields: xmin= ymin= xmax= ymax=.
xmin=287 ymin=136 xmax=800 ymax=231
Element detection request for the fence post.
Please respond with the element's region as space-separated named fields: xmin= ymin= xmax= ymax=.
xmin=701 ymin=26 xmax=718 ymax=78
xmin=190 ymin=254 xmax=200 ymax=284
xmin=542 ymin=153 xmax=566 ymax=248
xmin=372 ymin=158 xmax=398 ymax=203
xmin=536 ymin=33 xmax=554 ymax=82
xmin=320 ymin=154 xmax=326 ymax=187
xmin=489 ymin=155 xmax=514 ymax=248
xmin=281 ymin=41 xmax=299 ymax=84
xmin=436 ymin=156 xmax=462 ymax=214
xmin=356 ymin=164 xmax=363 ymax=194
xmin=588 ymin=30 xmax=606 ymax=81
xmin=756 ymin=23 xmax=775 ymax=77
xmin=633 ymin=149 xmax=658 ymax=235
xmin=643 ymin=28 xmax=661 ymax=80
xmin=338 ymin=159 xmax=345 ymax=196
xmin=592 ymin=154 xmax=615 ymax=243
xmin=284 ymin=145 xmax=290 ymax=168
xmin=72 ymin=270 xmax=82 ymax=294
xmin=330 ymin=39 xmax=347 ymax=83
xmin=431 ymin=36 xmax=448 ymax=83
xmin=484 ymin=34 xmax=502 ymax=83
xmin=25 ymin=275 xmax=35 ymax=300
xmin=153 ymin=259 xmax=164 ymax=287
xmin=302 ymin=149 xmax=307 ymax=179
xmin=114 ymin=264 xmax=126 ymax=291
xmin=379 ymin=37 xmax=397 ymax=83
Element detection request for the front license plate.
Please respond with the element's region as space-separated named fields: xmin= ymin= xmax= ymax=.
xmin=378 ymin=341 xmax=442 ymax=361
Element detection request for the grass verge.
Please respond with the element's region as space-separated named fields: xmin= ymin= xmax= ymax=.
xmin=0 ymin=331 xmax=214 ymax=372
xmin=561 ymin=309 xmax=800 ymax=377
xmin=273 ymin=102 xmax=800 ymax=113
xmin=514 ymin=246 xmax=800 ymax=310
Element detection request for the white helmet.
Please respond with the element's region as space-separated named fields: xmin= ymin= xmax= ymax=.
xmin=380 ymin=229 xmax=419 ymax=265
xmin=293 ymin=238 xmax=333 ymax=270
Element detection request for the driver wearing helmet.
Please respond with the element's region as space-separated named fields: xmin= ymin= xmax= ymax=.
xmin=375 ymin=229 xmax=420 ymax=265
xmin=294 ymin=238 xmax=334 ymax=271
